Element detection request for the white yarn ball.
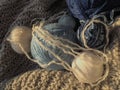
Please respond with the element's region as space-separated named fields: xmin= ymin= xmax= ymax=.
xmin=72 ymin=51 xmax=104 ymax=84
xmin=7 ymin=26 xmax=32 ymax=54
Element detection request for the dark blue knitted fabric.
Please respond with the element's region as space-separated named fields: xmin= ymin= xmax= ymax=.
xmin=66 ymin=0 xmax=120 ymax=20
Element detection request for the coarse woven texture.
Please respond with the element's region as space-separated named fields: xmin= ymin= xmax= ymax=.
xmin=0 ymin=0 xmax=66 ymax=83
xmin=1 ymin=28 xmax=120 ymax=90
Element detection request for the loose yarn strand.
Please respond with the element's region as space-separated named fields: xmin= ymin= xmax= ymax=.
xmin=33 ymin=23 xmax=82 ymax=56
xmin=34 ymin=22 xmax=104 ymax=58
xmin=8 ymin=38 xmax=69 ymax=69
xmin=39 ymin=23 xmax=89 ymax=52
xmin=81 ymin=17 xmax=109 ymax=63
xmin=33 ymin=34 xmax=71 ymax=71
xmin=91 ymin=63 xmax=109 ymax=86
xmin=33 ymin=26 xmax=78 ymax=56
xmin=32 ymin=26 xmax=72 ymax=70
xmin=31 ymin=20 xmax=109 ymax=86
xmin=79 ymin=16 xmax=110 ymax=86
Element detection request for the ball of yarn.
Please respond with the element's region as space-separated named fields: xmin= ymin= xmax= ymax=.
xmin=58 ymin=14 xmax=76 ymax=29
xmin=77 ymin=22 xmax=107 ymax=49
xmin=7 ymin=26 xmax=32 ymax=54
xmin=72 ymin=51 xmax=104 ymax=84
xmin=66 ymin=0 xmax=107 ymax=20
xmin=31 ymin=15 xmax=78 ymax=70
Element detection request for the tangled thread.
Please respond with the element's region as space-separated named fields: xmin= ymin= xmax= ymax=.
xmin=11 ymin=16 xmax=110 ymax=86
xmin=30 ymin=15 xmax=78 ymax=70
xmin=77 ymin=15 xmax=110 ymax=49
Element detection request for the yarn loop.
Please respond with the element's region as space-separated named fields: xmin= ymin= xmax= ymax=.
xmin=31 ymin=15 xmax=78 ymax=70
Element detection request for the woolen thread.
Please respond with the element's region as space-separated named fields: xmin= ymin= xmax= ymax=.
xmin=77 ymin=22 xmax=107 ymax=49
xmin=31 ymin=15 xmax=78 ymax=70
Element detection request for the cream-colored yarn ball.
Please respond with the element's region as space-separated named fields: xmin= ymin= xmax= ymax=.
xmin=72 ymin=51 xmax=104 ymax=84
xmin=7 ymin=26 xmax=32 ymax=54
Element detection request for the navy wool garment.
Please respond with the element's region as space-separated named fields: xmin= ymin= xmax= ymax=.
xmin=66 ymin=0 xmax=120 ymax=20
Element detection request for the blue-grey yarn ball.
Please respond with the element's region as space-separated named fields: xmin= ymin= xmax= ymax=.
xmin=77 ymin=22 xmax=107 ymax=50
xmin=31 ymin=15 xmax=78 ymax=70
xmin=58 ymin=15 xmax=76 ymax=29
